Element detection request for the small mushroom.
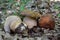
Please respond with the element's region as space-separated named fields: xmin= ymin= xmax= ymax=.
xmin=23 ymin=17 xmax=37 ymax=29
xmin=38 ymin=14 xmax=55 ymax=30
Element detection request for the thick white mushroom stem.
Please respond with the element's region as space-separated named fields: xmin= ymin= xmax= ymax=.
xmin=23 ymin=17 xmax=37 ymax=29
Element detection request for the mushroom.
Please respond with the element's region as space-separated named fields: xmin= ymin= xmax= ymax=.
xmin=4 ymin=15 xmax=27 ymax=34
xmin=23 ymin=17 xmax=37 ymax=29
xmin=21 ymin=9 xmax=41 ymax=19
xmin=38 ymin=14 xmax=55 ymax=30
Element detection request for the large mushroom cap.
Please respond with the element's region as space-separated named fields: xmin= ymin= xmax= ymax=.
xmin=4 ymin=15 xmax=22 ymax=33
xmin=38 ymin=14 xmax=55 ymax=30
xmin=21 ymin=9 xmax=41 ymax=19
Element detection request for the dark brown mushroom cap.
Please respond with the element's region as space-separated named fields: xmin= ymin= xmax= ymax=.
xmin=38 ymin=14 xmax=55 ymax=30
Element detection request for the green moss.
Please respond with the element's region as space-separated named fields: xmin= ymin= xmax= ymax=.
xmin=57 ymin=13 xmax=60 ymax=18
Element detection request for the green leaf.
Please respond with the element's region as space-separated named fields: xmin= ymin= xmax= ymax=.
xmin=20 ymin=5 xmax=25 ymax=11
